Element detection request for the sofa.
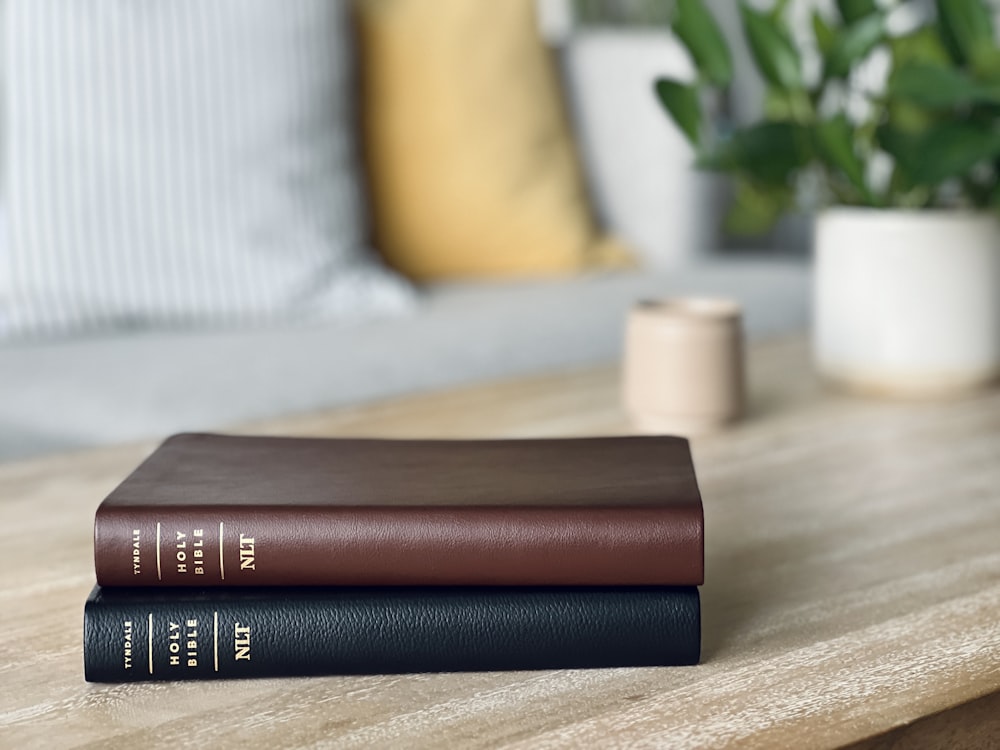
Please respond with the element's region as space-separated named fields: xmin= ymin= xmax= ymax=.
xmin=0 ymin=259 xmax=809 ymax=462
xmin=0 ymin=1 xmax=811 ymax=463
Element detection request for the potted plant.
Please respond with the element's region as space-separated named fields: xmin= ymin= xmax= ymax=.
xmin=654 ymin=0 xmax=1000 ymax=397
xmin=559 ymin=0 xmax=722 ymax=268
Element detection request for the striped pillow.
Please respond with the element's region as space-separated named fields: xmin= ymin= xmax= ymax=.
xmin=1 ymin=0 xmax=412 ymax=340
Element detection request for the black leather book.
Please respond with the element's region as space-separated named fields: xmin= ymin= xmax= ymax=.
xmin=83 ymin=585 xmax=700 ymax=681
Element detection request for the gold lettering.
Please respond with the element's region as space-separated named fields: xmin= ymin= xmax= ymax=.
xmin=132 ymin=529 xmax=141 ymax=575
xmin=234 ymin=623 xmax=251 ymax=661
xmin=193 ymin=536 xmax=205 ymax=574
xmin=123 ymin=620 xmax=134 ymax=669
xmin=239 ymin=534 xmax=255 ymax=571
xmin=175 ymin=531 xmax=192 ymax=574
xmin=185 ymin=619 xmax=199 ymax=667
xmin=168 ymin=621 xmax=181 ymax=659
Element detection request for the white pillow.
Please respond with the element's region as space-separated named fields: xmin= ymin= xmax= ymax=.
xmin=1 ymin=0 xmax=412 ymax=339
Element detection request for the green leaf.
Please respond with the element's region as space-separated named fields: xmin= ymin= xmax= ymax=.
xmin=764 ymin=87 xmax=796 ymax=120
xmin=935 ymin=0 xmax=996 ymax=71
xmin=725 ymin=180 xmax=793 ymax=236
xmin=836 ymin=0 xmax=878 ymax=24
xmin=877 ymin=126 xmax=924 ymax=180
xmin=769 ymin=0 xmax=792 ymax=22
xmin=887 ymin=28 xmax=952 ymax=131
xmin=654 ymin=79 xmax=703 ymax=145
xmin=824 ymin=14 xmax=884 ymax=79
xmin=698 ymin=122 xmax=808 ymax=185
xmin=672 ymin=0 xmax=733 ymax=87
xmin=764 ymin=87 xmax=815 ymax=123
xmin=888 ymin=62 xmax=1000 ymax=108
xmin=879 ymin=122 xmax=1000 ymax=186
xmin=916 ymin=125 xmax=1000 ymax=184
xmin=971 ymin=48 xmax=1000 ymax=80
xmin=889 ymin=26 xmax=951 ymax=69
xmin=886 ymin=99 xmax=937 ymax=134
xmin=812 ymin=12 xmax=836 ymax=58
xmin=739 ymin=3 xmax=802 ymax=91
xmin=814 ymin=116 xmax=870 ymax=200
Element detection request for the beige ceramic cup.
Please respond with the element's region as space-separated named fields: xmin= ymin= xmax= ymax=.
xmin=623 ymin=298 xmax=745 ymax=435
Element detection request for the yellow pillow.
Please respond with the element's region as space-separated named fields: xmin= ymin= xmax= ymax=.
xmin=358 ymin=0 xmax=630 ymax=280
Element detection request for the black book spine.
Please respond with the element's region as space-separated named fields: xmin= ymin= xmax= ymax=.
xmin=83 ymin=585 xmax=700 ymax=682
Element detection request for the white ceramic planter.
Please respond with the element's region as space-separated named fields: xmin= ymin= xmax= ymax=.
xmin=563 ymin=30 xmax=720 ymax=268
xmin=814 ymin=208 xmax=1000 ymax=397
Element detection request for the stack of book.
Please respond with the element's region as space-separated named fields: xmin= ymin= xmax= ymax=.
xmin=83 ymin=433 xmax=704 ymax=681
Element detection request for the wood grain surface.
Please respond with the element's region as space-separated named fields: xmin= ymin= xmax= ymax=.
xmin=1 ymin=336 xmax=998 ymax=749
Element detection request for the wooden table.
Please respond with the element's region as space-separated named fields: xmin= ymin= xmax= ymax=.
xmin=2 ymin=336 xmax=999 ymax=749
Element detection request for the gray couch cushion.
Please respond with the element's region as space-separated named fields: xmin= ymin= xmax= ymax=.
xmin=0 ymin=259 xmax=809 ymax=461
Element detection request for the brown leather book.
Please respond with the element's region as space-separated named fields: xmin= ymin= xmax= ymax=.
xmin=94 ymin=433 xmax=704 ymax=587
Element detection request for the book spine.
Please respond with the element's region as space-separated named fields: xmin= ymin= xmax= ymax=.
xmin=83 ymin=586 xmax=700 ymax=681
xmin=94 ymin=505 xmax=704 ymax=587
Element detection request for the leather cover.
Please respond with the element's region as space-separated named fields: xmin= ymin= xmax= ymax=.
xmin=94 ymin=433 xmax=704 ymax=587
xmin=83 ymin=585 xmax=700 ymax=681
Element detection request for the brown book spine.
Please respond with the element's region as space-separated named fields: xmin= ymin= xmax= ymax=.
xmin=94 ymin=504 xmax=704 ymax=586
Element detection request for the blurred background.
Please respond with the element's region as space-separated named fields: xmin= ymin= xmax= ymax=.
xmin=3 ymin=0 xmax=999 ymax=462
